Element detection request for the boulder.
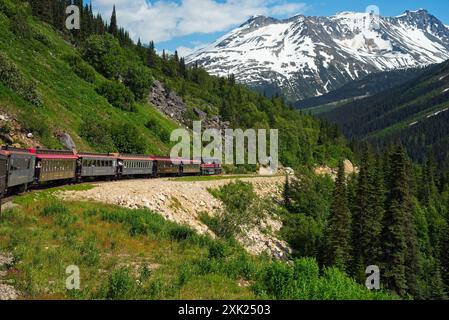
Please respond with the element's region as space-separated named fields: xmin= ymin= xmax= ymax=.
xmin=58 ymin=133 xmax=76 ymax=150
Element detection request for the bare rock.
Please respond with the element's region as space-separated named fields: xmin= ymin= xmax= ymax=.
xmin=58 ymin=132 xmax=76 ymax=150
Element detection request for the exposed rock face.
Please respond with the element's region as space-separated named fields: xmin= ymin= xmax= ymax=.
xmin=148 ymin=80 xmax=230 ymax=131
xmin=58 ymin=132 xmax=76 ymax=150
xmin=314 ymin=159 xmax=358 ymax=179
xmin=149 ymin=80 xmax=187 ymax=124
xmin=0 ymin=112 xmax=41 ymax=148
xmin=58 ymin=176 xmax=292 ymax=260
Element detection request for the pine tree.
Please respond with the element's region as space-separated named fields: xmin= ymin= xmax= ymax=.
xmin=179 ymin=57 xmax=188 ymax=78
xmin=381 ymin=145 xmax=420 ymax=297
xmin=351 ymin=144 xmax=384 ymax=281
xmin=440 ymin=218 xmax=449 ymax=291
xmin=108 ymin=5 xmax=118 ymax=36
xmin=147 ymin=41 xmax=158 ymax=68
xmin=324 ymin=161 xmax=352 ymax=271
xmin=30 ymin=0 xmax=53 ymax=24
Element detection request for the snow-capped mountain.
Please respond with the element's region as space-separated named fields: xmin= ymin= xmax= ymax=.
xmin=186 ymin=9 xmax=449 ymax=101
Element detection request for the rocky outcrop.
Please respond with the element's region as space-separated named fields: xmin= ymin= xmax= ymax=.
xmin=314 ymin=159 xmax=358 ymax=179
xmin=149 ymin=80 xmax=187 ymax=124
xmin=148 ymin=81 xmax=230 ymax=131
xmin=58 ymin=132 xmax=76 ymax=150
xmin=0 ymin=112 xmax=41 ymax=148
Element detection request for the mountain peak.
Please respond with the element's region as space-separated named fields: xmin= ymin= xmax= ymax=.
xmin=240 ymin=15 xmax=278 ymax=28
xmin=397 ymin=8 xmax=432 ymax=19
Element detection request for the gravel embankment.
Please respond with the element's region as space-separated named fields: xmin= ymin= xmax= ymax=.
xmin=59 ymin=176 xmax=292 ymax=259
xmin=0 ymin=253 xmax=18 ymax=300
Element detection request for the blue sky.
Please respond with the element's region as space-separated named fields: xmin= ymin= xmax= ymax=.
xmin=91 ymin=0 xmax=449 ymax=56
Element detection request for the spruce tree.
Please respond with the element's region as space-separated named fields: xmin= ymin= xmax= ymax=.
xmin=381 ymin=145 xmax=420 ymax=297
xmin=440 ymin=219 xmax=449 ymax=291
xmin=352 ymin=144 xmax=384 ymax=281
xmin=108 ymin=5 xmax=118 ymax=36
xmin=324 ymin=161 xmax=352 ymax=271
xmin=147 ymin=41 xmax=158 ymax=68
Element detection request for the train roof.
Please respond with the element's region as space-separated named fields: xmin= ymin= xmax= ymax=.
xmin=78 ymin=152 xmax=117 ymax=159
xmin=118 ymin=154 xmax=154 ymax=161
xmin=0 ymin=147 xmax=35 ymax=157
xmin=28 ymin=148 xmax=78 ymax=159
xmin=151 ymin=156 xmax=201 ymax=164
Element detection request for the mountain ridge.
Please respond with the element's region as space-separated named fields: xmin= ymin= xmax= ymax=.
xmin=187 ymin=9 xmax=449 ymax=102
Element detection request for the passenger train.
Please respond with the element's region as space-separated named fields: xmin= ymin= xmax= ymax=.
xmin=0 ymin=146 xmax=222 ymax=196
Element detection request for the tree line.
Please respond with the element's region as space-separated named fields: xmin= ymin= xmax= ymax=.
xmin=284 ymin=143 xmax=449 ymax=299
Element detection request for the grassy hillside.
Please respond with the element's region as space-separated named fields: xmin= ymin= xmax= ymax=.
xmin=0 ymin=184 xmax=395 ymax=300
xmin=0 ymin=0 xmax=351 ymax=169
xmin=320 ymin=60 xmax=449 ymax=164
xmin=0 ymin=2 xmax=177 ymax=154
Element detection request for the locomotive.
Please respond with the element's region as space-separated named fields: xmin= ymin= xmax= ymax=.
xmin=0 ymin=146 xmax=222 ymax=196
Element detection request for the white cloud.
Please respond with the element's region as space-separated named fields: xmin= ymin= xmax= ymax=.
xmin=92 ymin=0 xmax=308 ymax=43
xmin=269 ymin=2 xmax=308 ymax=17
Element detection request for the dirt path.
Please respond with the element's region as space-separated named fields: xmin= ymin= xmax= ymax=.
xmin=58 ymin=175 xmax=291 ymax=259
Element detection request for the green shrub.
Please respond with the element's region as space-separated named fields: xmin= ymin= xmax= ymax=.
xmin=0 ymin=52 xmax=42 ymax=106
xmin=208 ymin=241 xmax=228 ymax=260
xmin=199 ymin=212 xmax=220 ymax=236
xmin=169 ymin=225 xmax=196 ymax=241
xmin=20 ymin=111 xmax=51 ymax=138
xmin=209 ymin=181 xmax=265 ymax=238
xmin=77 ymin=237 xmax=100 ymax=267
xmin=106 ymin=267 xmax=137 ymax=300
xmin=124 ymin=64 xmax=153 ymax=101
xmin=145 ymin=118 xmax=170 ymax=143
xmin=101 ymin=209 xmax=167 ymax=237
xmin=96 ymin=80 xmax=136 ymax=112
xmin=63 ymin=54 xmax=96 ymax=83
xmin=82 ymin=34 xmax=126 ymax=79
xmin=79 ymin=116 xmax=116 ymax=152
xmin=255 ymin=258 xmax=396 ymax=300
xmin=40 ymin=203 xmax=69 ymax=217
xmin=110 ymin=123 xmax=146 ymax=154
xmin=139 ymin=264 xmax=152 ymax=283
xmin=55 ymin=211 xmax=78 ymax=228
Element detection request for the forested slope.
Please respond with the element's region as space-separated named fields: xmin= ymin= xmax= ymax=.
xmin=320 ymin=60 xmax=449 ymax=164
xmin=0 ymin=0 xmax=350 ymax=169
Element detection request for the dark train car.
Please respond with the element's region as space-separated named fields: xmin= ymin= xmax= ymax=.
xmin=181 ymin=159 xmax=201 ymax=175
xmin=152 ymin=156 xmax=181 ymax=176
xmin=30 ymin=148 xmax=78 ymax=183
xmin=0 ymin=147 xmax=35 ymax=191
xmin=0 ymin=152 xmax=9 ymax=196
xmin=118 ymin=154 xmax=154 ymax=177
xmin=79 ymin=153 xmax=118 ymax=178
xmin=201 ymin=158 xmax=222 ymax=175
